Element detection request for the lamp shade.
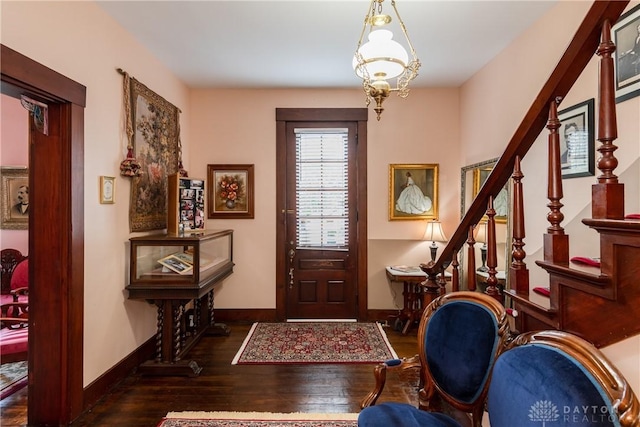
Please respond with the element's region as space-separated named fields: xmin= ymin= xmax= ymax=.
xmin=423 ymin=220 xmax=447 ymax=243
xmin=353 ymin=29 xmax=409 ymax=80
xmin=474 ymin=222 xmax=488 ymax=244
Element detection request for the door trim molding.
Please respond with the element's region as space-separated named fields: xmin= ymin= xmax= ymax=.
xmin=1 ymin=44 xmax=86 ymax=424
xmin=275 ymin=108 xmax=368 ymax=320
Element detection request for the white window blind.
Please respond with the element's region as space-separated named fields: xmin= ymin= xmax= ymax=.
xmin=295 ymin=128 xmax=349 ymax=249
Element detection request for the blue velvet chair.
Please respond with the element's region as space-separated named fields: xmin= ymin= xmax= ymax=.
xmin=487 ymin=330 xmax=640 ymax=427
xmin=359 ymin=291 xmax=510 ymax=427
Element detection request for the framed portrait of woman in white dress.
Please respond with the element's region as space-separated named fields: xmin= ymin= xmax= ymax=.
xmin=389 ymin=164 xmax=439 ymax=221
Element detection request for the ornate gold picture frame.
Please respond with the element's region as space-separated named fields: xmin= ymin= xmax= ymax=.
xmin=1 ymin=166 xmax=29 ymax=230
xmin=389 ymin=164 xmax=439 ymax=221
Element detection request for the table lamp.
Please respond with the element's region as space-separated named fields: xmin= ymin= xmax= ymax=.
xmin=474 ymin=221 xmax=488 ymax=272
xmin=423 ymin=220 xmax=447 ymax=262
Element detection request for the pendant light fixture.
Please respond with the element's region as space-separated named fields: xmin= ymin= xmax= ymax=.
xmin=353 ymin=0 xmax=420 ymax=121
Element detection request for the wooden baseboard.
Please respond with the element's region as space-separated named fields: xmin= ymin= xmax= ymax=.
xmin=366 ymin=309 xmax=401 ymax=323
xmin=81 ymin=336 xmax=155 ymax=413
xmin=213 ymin=308 xmax=277 ymax=323
xmin=213 ymin=308 xmax=400 ymax=323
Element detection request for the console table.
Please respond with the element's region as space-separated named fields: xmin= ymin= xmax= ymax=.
xmin=126 ymin=230 xmax=234 ymax=376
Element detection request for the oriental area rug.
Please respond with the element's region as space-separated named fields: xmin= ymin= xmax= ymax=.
xmin=0 ymin=360 xmax=28 ymax=400
xmin=158 ymin=411 xmax=358 ymax=427
xmin=231 ymin=322 xmax=397 ymax=365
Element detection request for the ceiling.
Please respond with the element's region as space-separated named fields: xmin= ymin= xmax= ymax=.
xmin=97 ymin=0 xmax=557 ymax=90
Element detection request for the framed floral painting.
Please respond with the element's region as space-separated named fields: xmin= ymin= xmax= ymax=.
xmin=207 ymin=164 xmax=254 ymax=219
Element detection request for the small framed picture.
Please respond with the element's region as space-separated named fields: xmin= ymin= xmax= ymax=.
xmin=389 ymin=164 xmax=439 ymax=221
xmin=207 ymin=164 xmax=254 ymax=219
xmin=1 ymin=166 xmax=29 ymax=230
xmin=612 ymin=4 xmax=640 ymax=103
xmin=558 ymin=99 xmax=595 ymax=179
xmin=100 ymin=176 xmax=116 ymax=204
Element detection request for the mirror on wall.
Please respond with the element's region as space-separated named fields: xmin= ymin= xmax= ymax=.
xmin=460 ymin=158 xmax=511 ymax=292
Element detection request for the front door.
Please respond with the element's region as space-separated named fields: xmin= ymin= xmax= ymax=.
xmin=275 ymin=108 xmax=368 ymax=320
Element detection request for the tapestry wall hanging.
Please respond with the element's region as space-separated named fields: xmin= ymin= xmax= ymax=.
xmin=126 ymin=77 xmax=179 ymax=232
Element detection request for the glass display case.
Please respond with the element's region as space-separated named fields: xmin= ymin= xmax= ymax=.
xmin=127 ymin=229 xmax=233 ymax=299
xmin=126 ymin=229 xmax=234 ymax=376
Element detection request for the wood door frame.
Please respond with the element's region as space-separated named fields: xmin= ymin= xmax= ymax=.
xmin=275 ymin=108 xmax=368 ymax=321
xmin=1 ymin=44 xmax=86 ymax=424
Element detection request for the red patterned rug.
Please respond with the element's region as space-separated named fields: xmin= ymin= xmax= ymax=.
xmin=231 ymin=322 xmax=397 ymax=365
xmin=158 ymin=411 xmax=358 ymax=427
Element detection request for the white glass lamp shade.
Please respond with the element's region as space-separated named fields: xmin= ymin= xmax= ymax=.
xmin=353 ymin=29 xmax=408 ymax=80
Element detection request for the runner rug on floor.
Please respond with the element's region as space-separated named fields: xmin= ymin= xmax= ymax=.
xmin=158 ymin=411 xmax=358 ymax=427
xmin=231 ymin=322 xmax=397 ymax=365
xmin=0 ymin=360 xmax=28 ymax=400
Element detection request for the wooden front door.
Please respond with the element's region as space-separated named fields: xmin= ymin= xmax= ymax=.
xmin=275 ymin=108 xmax=368 ymax=321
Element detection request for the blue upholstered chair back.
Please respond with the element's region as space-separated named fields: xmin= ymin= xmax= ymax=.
xmin=423 ymin=299 xmax=501 ymax=405
xmin=487 ymin=331 xmax=640 ymax=427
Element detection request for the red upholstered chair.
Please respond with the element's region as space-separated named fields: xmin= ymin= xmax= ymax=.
xmin=9 ymin=258 xmax=29 ymax=303
xmin=0 ymin=255 xmax=29 ymax=364
xmin=1 ymin=301 xmax=29 ymax=364
xmin=1 ymin=249 xmax=26 ymax=296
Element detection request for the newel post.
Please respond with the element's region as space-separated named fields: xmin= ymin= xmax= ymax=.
xmin=593 ymin=19 xmax=624 ymax=219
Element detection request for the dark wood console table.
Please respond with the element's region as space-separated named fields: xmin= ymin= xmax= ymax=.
xmin=126 ymin=230 xmax=234 ymax=376
xmin=386 ymin=266 xmax=450 ymax=334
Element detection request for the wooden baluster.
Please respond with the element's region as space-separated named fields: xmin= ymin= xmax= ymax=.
xmin=593 ymin=19 xmax=624 ymax=219
xmin=451 ymin=251 xmax=459 ymax=293
xmin=510 ymin=156 xmax=529 ymax=295
xmin=484 ymin=197 xmax=503 ymax=303
xmin=545 ymin=98 xmax=569 ymax=264
xmin=466 ymin=225 xmax=477 ymax=291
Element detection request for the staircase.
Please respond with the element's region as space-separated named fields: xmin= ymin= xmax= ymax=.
xmin=422 ymin=1 xmax=640 ymax=349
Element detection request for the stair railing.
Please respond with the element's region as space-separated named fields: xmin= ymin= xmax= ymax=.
xmin=421 ymin=1 xmax=630 ymax=301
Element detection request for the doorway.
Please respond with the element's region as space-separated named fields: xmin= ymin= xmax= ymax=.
xmin=1 ymin=44 xmax=86 ymax=424
xmin=275 ymin=108 xmax=368 ymax=320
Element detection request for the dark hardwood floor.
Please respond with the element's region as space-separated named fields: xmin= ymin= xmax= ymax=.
xmin=1 ymin=322 xmax=419 ymax=426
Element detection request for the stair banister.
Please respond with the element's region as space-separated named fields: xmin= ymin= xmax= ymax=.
xmin=423 ymin=1 xmax=630 ymax=277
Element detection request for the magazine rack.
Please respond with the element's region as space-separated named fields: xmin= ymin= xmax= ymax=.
xmin=126 ymin=229 xmax=233 ymax=376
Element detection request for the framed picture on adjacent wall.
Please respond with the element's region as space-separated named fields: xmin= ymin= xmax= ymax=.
xmin=1 ymin=166 xmax=29 ymax=230
xmin=558 ymin=99 xmax=595 ymax=179
xmin=99 ymin=176 xmax=116 ymax=204
xmin=612 ymin=4 xmax=640 ymax=103
xmin=207 ymin=164 xmax=255 ymax=219
xmin=389 ymin=164 xmax=439 ymax=221
xmin=472 ymin=163 xmax=508 ymax=224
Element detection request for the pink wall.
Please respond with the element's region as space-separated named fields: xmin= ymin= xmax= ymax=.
xmin=0 ymin=94 xmax=29 ymax=254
